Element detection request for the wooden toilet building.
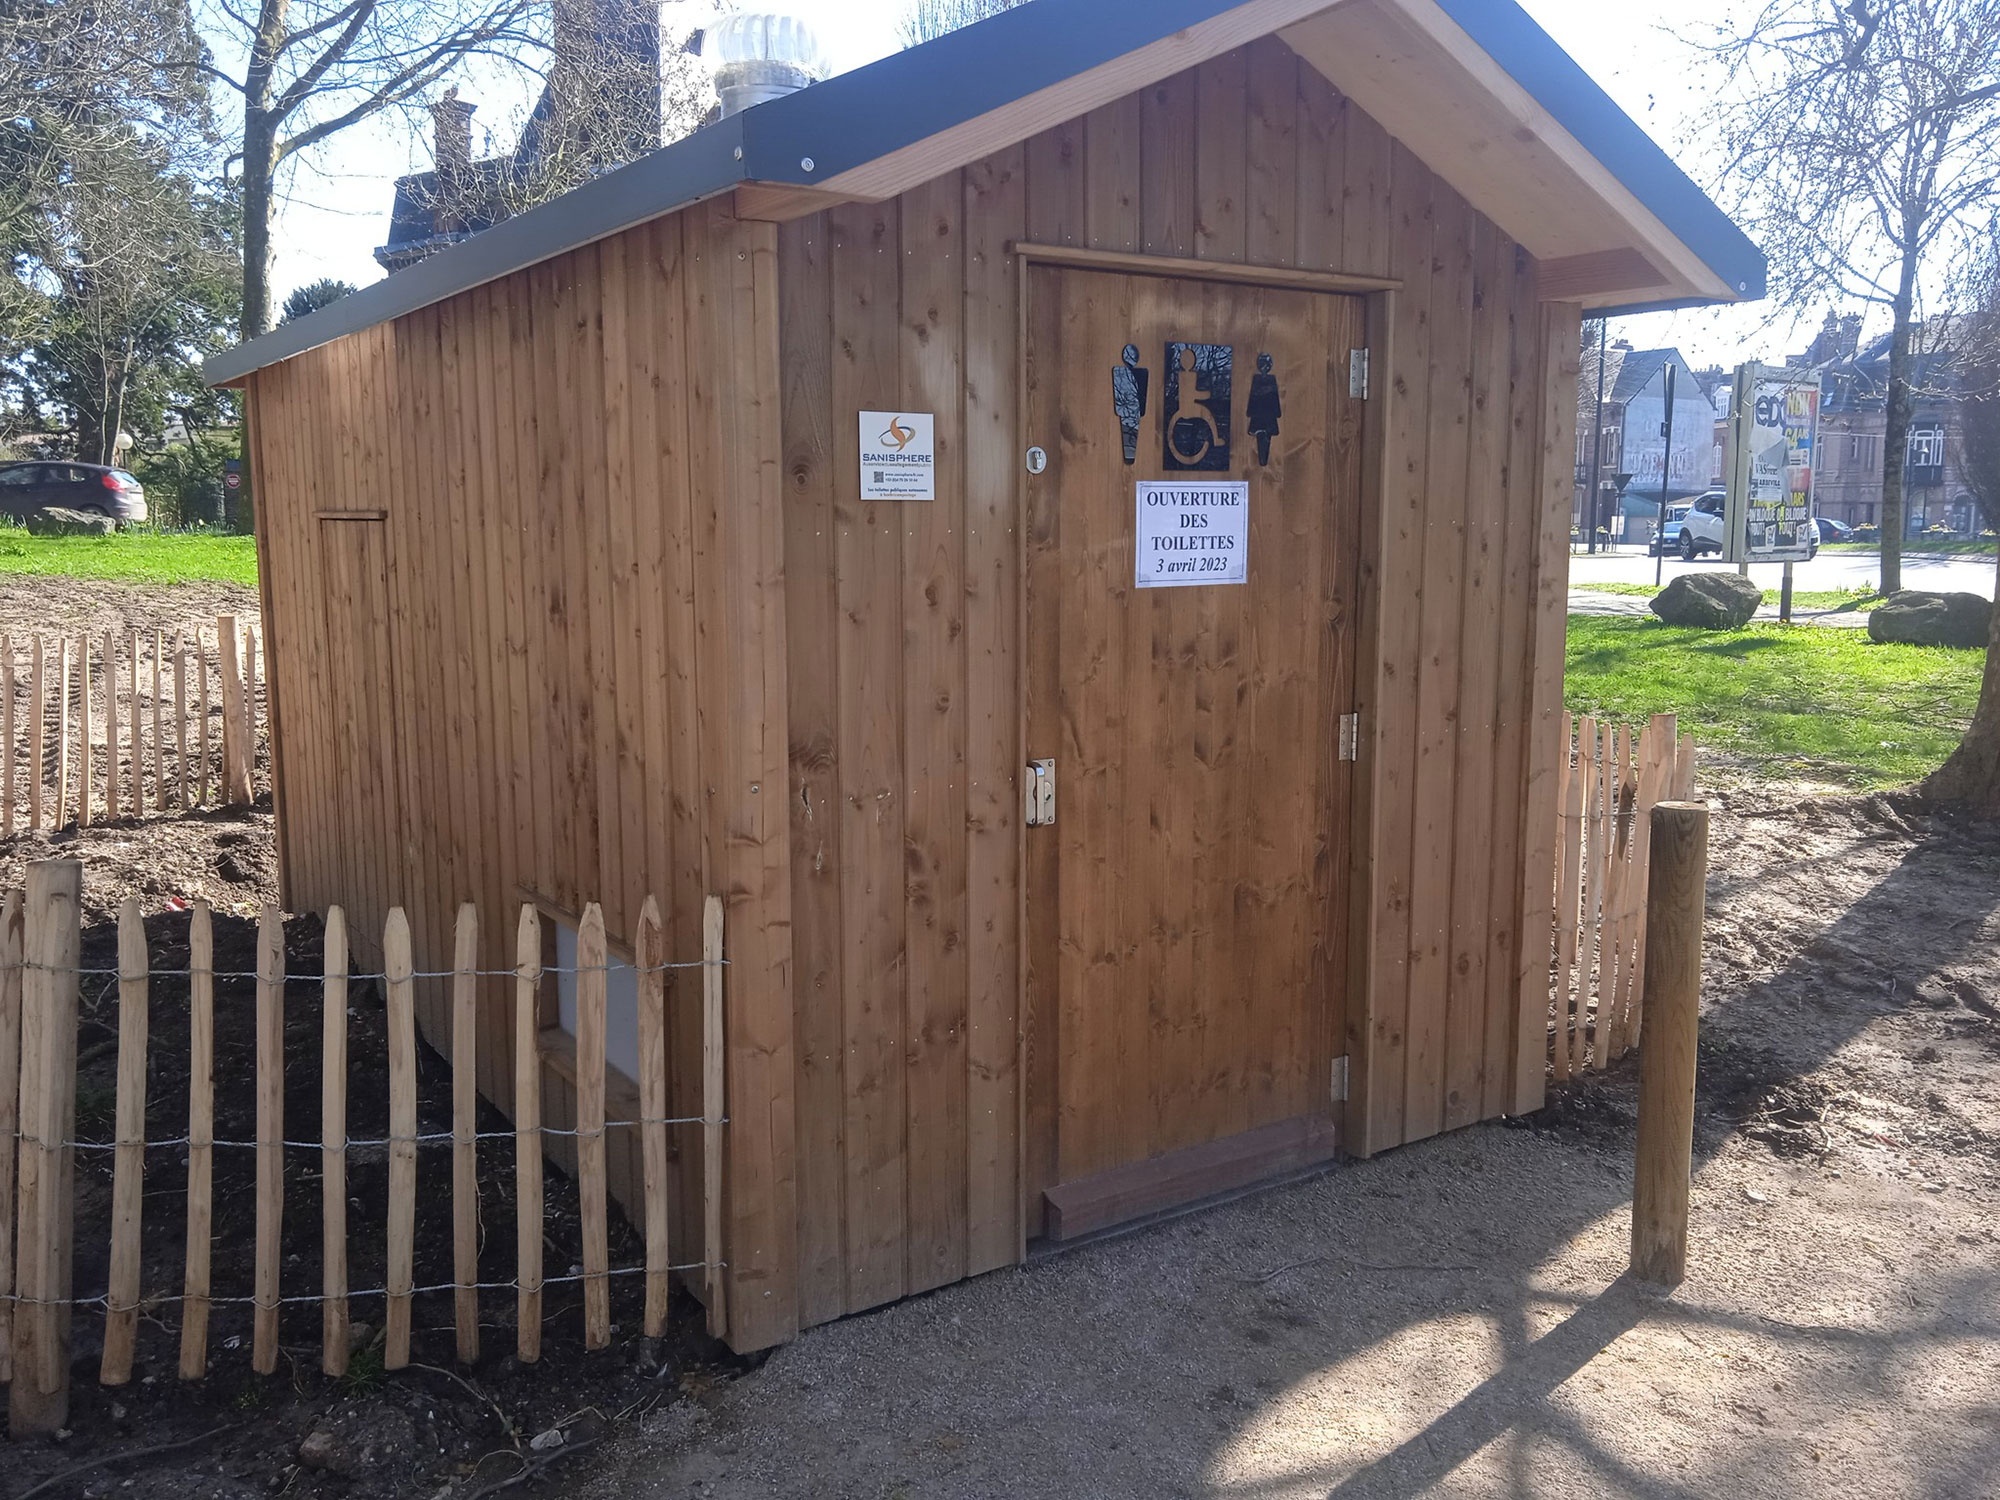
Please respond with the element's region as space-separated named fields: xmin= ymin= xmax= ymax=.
xmin=208 ymin=0 xmax=1763 ymax=1353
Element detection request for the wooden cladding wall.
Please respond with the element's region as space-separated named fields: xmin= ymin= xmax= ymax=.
xmin=244 ymin=201 xmax=798 ymax=1353
xmin=774 ymin=36 xmax=1578 ymax=1323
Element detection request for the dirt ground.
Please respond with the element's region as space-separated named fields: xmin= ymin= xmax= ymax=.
xmin=3 ymin=577 xmax=1997 ymax=1498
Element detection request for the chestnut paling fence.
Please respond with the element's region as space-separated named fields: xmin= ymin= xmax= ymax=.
xmin=0 ymin=614 xmax=262 ymax=833
xmin=1546 ymin=712 xmax=1697 ymax=1076
xmin=0 ymin=863 xmax=727 ymax=1438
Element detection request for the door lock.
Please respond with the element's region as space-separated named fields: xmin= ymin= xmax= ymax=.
xmin=1025 ymin=760 xmax=1056 ymax=827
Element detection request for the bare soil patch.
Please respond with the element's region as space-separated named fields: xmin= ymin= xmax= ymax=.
xmin=590 ymin=780 xmax=2000 ymax=1500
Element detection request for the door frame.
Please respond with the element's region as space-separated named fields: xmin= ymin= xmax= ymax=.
xmin=1011 ymin=244 xmax=1396 ymax=1249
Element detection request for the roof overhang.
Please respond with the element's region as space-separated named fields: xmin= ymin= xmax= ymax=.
xmin=207 ymin=0 xmax=1762 ymax=387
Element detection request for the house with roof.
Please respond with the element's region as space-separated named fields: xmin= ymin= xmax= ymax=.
xmin=1575 ymin=340 xmax=1721 ymax=541
xmin=1788 ymin=311 xmax=1974 ymax=533
xmin=208 ymin=0 xmax=1763 ymax=1354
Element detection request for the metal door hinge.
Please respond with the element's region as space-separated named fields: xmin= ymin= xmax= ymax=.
xmin=1331 ymin=1055 xmax=1350 ymax=1103
xmin=1338 ymin=712 xmax=1360 ymax=762
xmin=1348 ymin=348 xmax=1371 ymax=400
xmin=1025 ymin=759 xmax=1056 ymax=827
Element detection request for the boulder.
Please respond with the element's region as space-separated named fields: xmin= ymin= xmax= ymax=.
xmin=1868 ymin=590 xmax=1992 ymax=649
xmin=1649 ymin=571 xmax=1763 ymax=630
xmin=25 ymin=506 xmax=115 ymax=537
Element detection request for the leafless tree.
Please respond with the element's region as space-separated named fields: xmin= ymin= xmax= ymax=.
xmin=1697 ymin=0 xmax=2000 ymax=593
xmin=1925 ymin=236 xmax=2000 ymax=810
xmin=187 ymin=0 xmax=546 ymax=340
xmin=898 ymin=0 xmax=1023 ymax=48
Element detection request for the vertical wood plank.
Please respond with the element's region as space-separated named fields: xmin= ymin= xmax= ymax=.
xmin=174 ymin=631 xmax=189 ymax=809
xmin=1578 ymin=718 xmax=1606 ymax=1076
xmin=1139 ymin=69 xmax=1197 ymax=258
xmin=1244 ymin=38 xmax=1300 ymax=267
xmin=899 ymin=170 xmax=971 ymax=1296
xmin=1553 ymin=717 xmax=1585 ymax=1083
xmin=514 ymin=905 xmax=544 ymax=1363
xmin=777 ymin=211 xmax=849 ymax=1326
xmin=1511 ymin=302 xmax=1582 ymax=1114
xmin=451 ymin=902 xmax=480 ymax=1364
xmin=827 ymin=199 xmax=908 ymax=1313
xmin=99 ymin=896 xmax=148 ymax=1384
xmin=151 ymin=628 xmax=164 ymax=814
xmin=384 ymin=906 xmax=416 ymax=1369
xmin=2 ymin=635 xmax=15 ymax=833
xmin=76 ymin=638 xmax=90 ymax=828
xmin=0 ymin=891 xmax=23 ymax=1384
xmin=1193 ymin=49 xmax=1249 ymax=263
xmin=962 ymin=144 xmax=1025 ymax=1275
xmin=29 ymin=635 xmax=43 ymax=830
xmin=635 ymin=896 xmax=671 ymax=1337
xmin=10 ymin=859 xmax=81 ymax=1437
xmin=179 ymin=900 xmax=213 ymax=1379
xmin=55 ymin=637 xmax=70 ymax=828
xmin=252 ymin=902 xmax=284 ymax=1375
xmin=703 ymin=893 xmax=726 ymax=1340
xmin=322 ymin=906 xmax=349 ymax=1377
xmin=219 ymin=616 xmax=250 ymax=807
xmin=128 ymin=632 xmax=140 ymax=820
xmin=104 ymin=632 xmax=117 ymax=819
xmin=576 ymin=902 xmax=610 ymax=1350
xmin=198 ymin=626 xmax=211 ymax=806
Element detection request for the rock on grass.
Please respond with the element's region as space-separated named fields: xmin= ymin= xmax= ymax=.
xmin=1649 ymin=571 xmax=1763 ymax=629
xmin=1866 ymin=591 xmax=1991 ymax=649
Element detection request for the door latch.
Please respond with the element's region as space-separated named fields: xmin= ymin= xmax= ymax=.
xmin=1025 ymin=759 xmax=1056 ymax=827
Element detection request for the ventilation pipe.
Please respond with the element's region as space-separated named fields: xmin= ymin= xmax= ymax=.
xmin=708 ymin=8 xmax=826 ymax=115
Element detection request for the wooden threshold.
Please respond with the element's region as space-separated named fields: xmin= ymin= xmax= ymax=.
xmin=1012 ymin=242 xmax=1401 ymax=295
xmin=1041 ymin=1114 xmax=1342 ymax=1242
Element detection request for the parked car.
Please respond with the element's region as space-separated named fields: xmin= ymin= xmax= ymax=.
xmin=1815 ymin=515 xmax=1854 ymax=545
xmin=1675 ymin=491 xmax=1728 ymax=559
xmin=0 ymin=461 xmax=148 ymax=524
xmin=1651 ymin=503 xmax=1691 ymax=556
xmin=1853 ymin=523 xmax=1880 ymax=542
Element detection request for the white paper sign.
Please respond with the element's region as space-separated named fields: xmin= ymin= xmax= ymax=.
xmin=1135 ymin=480 xmax=1248 ymax=587
xmin=859 ymin=411 xmax=936 ymax=500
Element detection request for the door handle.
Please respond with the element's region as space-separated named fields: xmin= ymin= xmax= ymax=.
xmin=1025 ymin=760 xmax=1055 ymax=827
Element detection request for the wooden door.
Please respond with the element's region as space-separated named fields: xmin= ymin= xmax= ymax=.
xmin=1023 ymin=266 xmax=1366 ymax=1237
xmin=318 ymin=517 xmax=407 ymax=951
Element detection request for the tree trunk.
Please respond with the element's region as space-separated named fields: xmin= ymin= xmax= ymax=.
xmin=1879 ymin=245 xmax=1921 ymax=594
xmin=240 ymin=113 xmax=277 ymax=343
xmin=1921 ymin=548 xmax=2000 ymax=812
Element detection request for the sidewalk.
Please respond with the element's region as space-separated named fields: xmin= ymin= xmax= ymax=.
xmin=1568 ymin=588 xmax=1872 ymax=627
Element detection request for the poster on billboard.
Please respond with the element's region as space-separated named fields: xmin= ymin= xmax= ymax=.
xmin=1724 ymin=362 xmax=1820 ymax=564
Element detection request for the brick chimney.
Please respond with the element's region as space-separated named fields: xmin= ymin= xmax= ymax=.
xmin=1839 ymin=313 xmax=1863 ymax=360
xmin=429 ymin=88 xmax=476 ymax=236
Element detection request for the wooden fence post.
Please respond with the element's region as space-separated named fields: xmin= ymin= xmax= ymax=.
xmin=252 ymin=903 xmax=284 ymax=1375
xmin=514 ymin=905 xmax=544 ymax=1364
xmin=99 ymin=898 xmax=150 ymax=1385
xmin=75 ymin=638 xmax=89 ymax=829
xmin=28 ymin=635 xmax=43 ymax=830
xmin=104 ymin=631 xmax=118 ymax=819
xmin=174 ymin=631 xmax=189 ymax=810
xmin=151 ymin=628 xmax=164 ymax=815
xmin=1631 ymin=801 xmax=1708 ymax=1287
xmin=180 ymin=900 xmax=214 ymax=1380
xmin=635 ymin=896 xmax=670 ymax=1339
xmin=450 ymin=903 xmax=480 ymax=1366
xmin=196 ymin=627 xmax=211 ymax=807
xmin=577 ymin=904 xmax=610 ymax=1350
xmin=0 ymin=891 xmax=23 ymax=1384
xmin=219 ymin=616 xmax=251 ymax=807
xmin=384 ymin=907 xmax=416 ymax=1370
xmin=322 ymin=907 xmax=350 ymax=1377
xmin=54 ymin=637 xmax=69 ymax=829
xmin=702 ymin=894 xmax=726 ymax=1341
xmin=10 ymin=859 xmax=82 ymax=1438
xmin=2 ymin=634 xmax=14 ymax=834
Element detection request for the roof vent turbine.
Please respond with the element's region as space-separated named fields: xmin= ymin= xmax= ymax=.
xmin=709 ymin=8 xmax=826 ymax=116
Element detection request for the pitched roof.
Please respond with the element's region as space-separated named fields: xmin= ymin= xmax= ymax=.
xmin=207 ymin=0 xmax=1765 ymax=386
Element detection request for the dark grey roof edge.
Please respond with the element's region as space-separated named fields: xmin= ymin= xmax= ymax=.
xmin=208 ymin=0 xmax=1765 ymax=386
xmin=205 ymin=115 xmax=749 ymax=384
xmin=1437 ymin=0 xmax=1765 ymax=305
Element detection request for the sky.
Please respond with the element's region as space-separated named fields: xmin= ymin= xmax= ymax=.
xmin=262 ymin=0 xmax=1824 ymax=368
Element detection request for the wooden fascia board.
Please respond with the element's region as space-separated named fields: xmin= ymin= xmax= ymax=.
xmin=1537 ymin=248 xmax=1667 ymax=304
xmin=815 ymin=0 xmax=1358 ymax=202
xmin=1360 ymin=0 xmax=1734 ymax=304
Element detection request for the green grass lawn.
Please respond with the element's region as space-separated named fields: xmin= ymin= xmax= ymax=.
xmin=0 ymin=529 xmax=259 ymax=588
xmin=1573 ymin=580 xmax=1883 ymax=611
xmin=1566 ymin=616 xmax=1982 ymax=787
